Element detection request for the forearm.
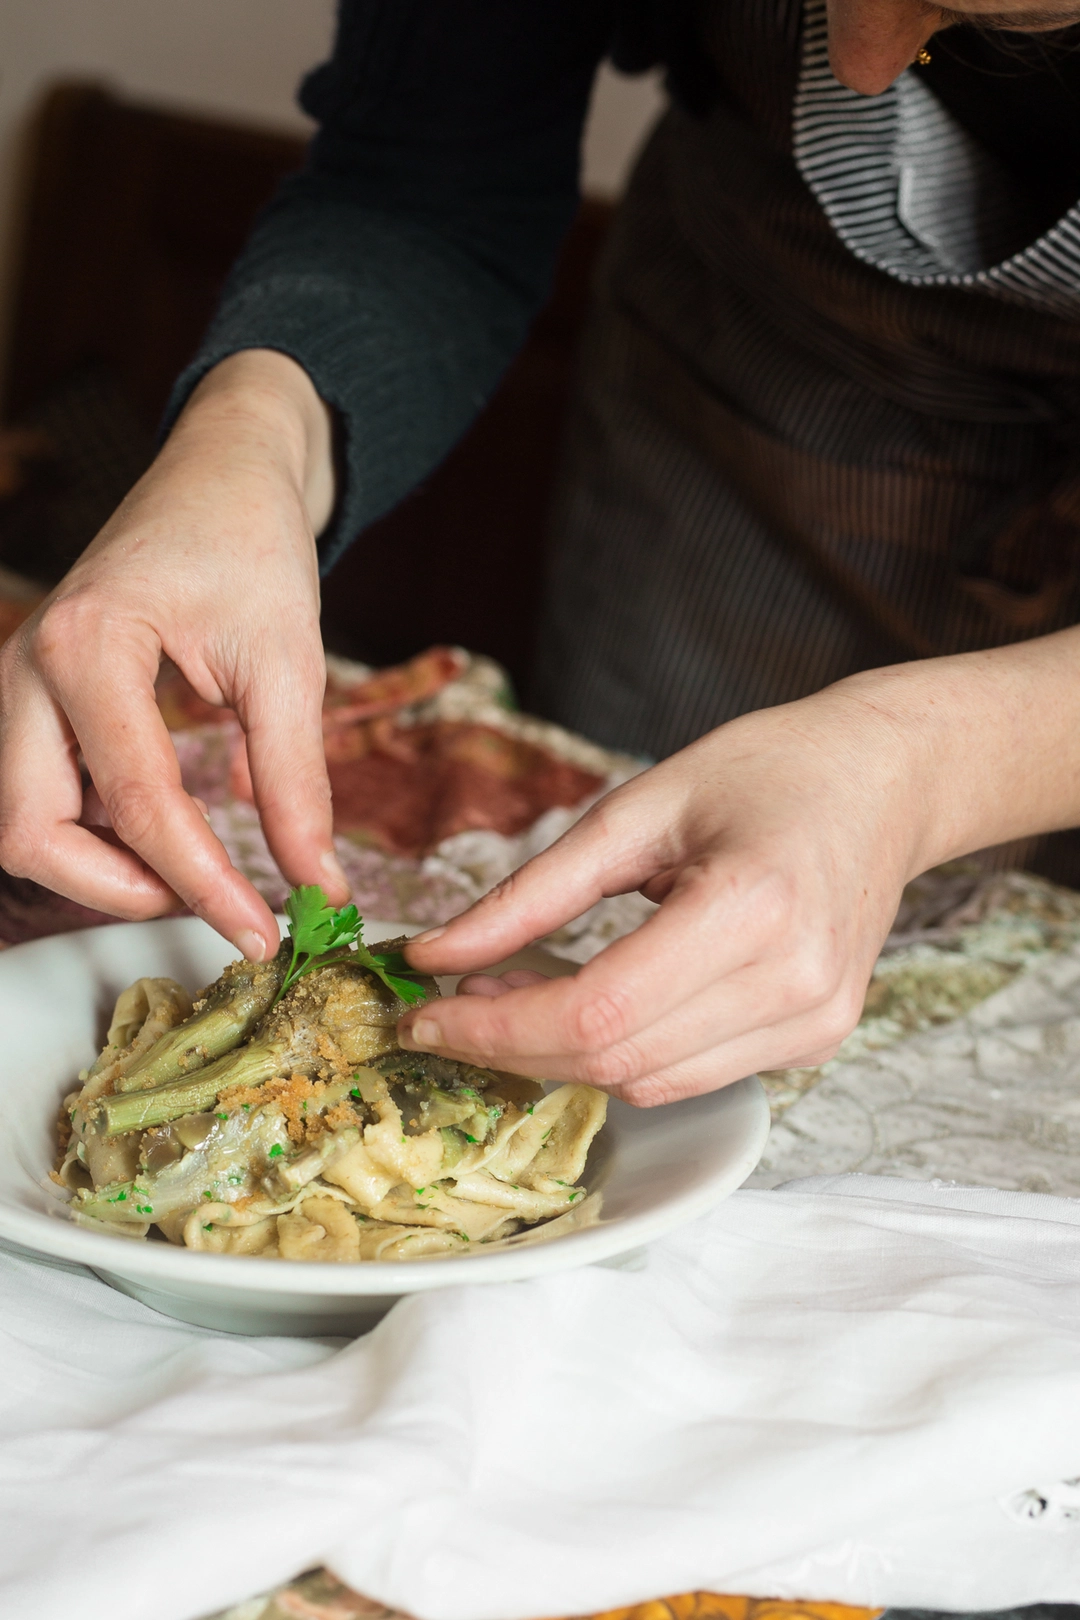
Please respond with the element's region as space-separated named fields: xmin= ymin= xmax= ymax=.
xmin=162 ymin=202 xmax=544 ymax=568
xmin=832 ymin=627 xmax=1080 ymax=875
xmin=161 ymin=1 xmax=615 ymax=566
xmin=163 ymin=351 xmax=335 ymax=539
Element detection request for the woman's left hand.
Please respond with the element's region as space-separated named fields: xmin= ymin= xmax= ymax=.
xmin=397 ymin=676 xmax=940 ymax=1104
xmin=399 ymin=639 xmax=1080 ymax=1104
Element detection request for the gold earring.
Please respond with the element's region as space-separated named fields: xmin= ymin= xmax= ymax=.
xmin=915 ymin=46 xmax=931 ymax=64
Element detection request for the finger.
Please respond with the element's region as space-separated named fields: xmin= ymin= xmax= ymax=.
xmin=52 ymin=638 xmax=279 ymax=956
xmin=456 ymin=969 xmax=550 ymax=999
xmin=456 ymin=973 xmax=511 ymax=999
xmin=405 ymin=787 xmax=663 ymax=973
xmin=234 ymin=645 xmax=350 ymax=905
xmin=400 ymin=857 xmax=782 ymax=1070
xmin=401 ymin=978 xmax=847 ymax=1102
xmin=609 ymin=1018 xmax=848 ymax=1108
xmin=0 ymin=665 xmax=180 ymax=917
xmin=476 ymin=946 xmax=861 ymax=1089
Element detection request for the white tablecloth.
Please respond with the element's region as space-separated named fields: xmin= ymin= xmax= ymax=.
xmin=2 ymin=1175 xmax=1079 ymax=1620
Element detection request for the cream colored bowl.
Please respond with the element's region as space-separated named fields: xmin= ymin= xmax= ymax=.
xmin=0 ymin=918 xmax=769 ymax=1336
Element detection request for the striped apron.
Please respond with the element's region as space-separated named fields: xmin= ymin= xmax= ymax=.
xmin=535 ymin=0 xmax=1080 ymax=882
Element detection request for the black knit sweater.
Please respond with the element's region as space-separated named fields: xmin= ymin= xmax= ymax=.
xmin=164 ymin=0 xmax=1080 ymax=571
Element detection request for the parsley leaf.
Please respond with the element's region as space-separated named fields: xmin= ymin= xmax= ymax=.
xmin=273 ymin=885 xmax=430 ymax=1008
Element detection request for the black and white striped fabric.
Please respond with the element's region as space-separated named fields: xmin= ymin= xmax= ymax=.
xmin=534 ymin=0 xmax=1080 ymax=882
xmin=794 ymin=0 xmax=1080 ymax=313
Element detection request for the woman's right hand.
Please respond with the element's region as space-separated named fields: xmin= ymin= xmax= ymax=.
xmin=0 ymin=349 xmax=348 ymax=961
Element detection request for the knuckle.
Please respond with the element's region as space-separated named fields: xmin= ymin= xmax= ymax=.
xmin=579 ymin=793 xmax=620 ymax=843
xmin=0 ymin=818 xmax=43 ymax=879
xmin=33 ymin=595 xmax=90 ymax=656
xmin=813 ymin=980 xmax=865 ymax=1050
xmin=832 ymin=976 xmax=867 ymax=1037
xmin=102 ymin=779 xmax=166 ymax=850
xmin=619 ymin=1072 xmax=690 ymax=1108
xmin=576 ymin=1040 xmax=642 ymax=1089
xmin=783 ymin=946 xmax=843 ymax=1012
xmin=484 ymin=869 xmax=524 ymax=910
xmin=257 ymin=760 xmax=333 ymax=818
xmin=743 ymin=864 xmax=800 ymax=942
xmin=26 ymin=596 xmax=107 ymax=689
xmin=566 ymin=984 xmax=633 ymax=1054
xmin=795 ymin=991 xmax=862 ymax=1061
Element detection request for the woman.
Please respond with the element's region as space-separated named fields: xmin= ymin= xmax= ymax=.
xmin=4 ymin=0 xmax=1080 ymax=1104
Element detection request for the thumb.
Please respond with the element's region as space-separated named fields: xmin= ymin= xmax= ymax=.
xmin=405 ymin=796 xmax=655 ymax=974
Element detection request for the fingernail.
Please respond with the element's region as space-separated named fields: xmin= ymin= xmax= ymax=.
xmin=234 ymin=929 xmax=270 ymax=962
xmin=410 ymin=926 xmax=446 ymax=946
xmin=320 ymin=849 xmax=350 ymax=896
xmin=407 ymin=1017 xmax=442 ymax=1050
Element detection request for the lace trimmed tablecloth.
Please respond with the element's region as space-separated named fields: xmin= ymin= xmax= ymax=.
xmin=752 ymin=866 xmax=1080 ymax=1195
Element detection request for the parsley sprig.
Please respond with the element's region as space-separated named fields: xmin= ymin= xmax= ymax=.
xmin=273 ymin=885 xmax=431 ymax=1008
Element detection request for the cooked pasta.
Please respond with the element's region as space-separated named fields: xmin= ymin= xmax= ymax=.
xmin=56 ymin=942 xmax=606 ymax=1260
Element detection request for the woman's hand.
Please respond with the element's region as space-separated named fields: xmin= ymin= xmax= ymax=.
xmin=0 ymin=350 xmax=346 ymax=961
xmin=401 ymin=636 xmax=1080 ymax=1103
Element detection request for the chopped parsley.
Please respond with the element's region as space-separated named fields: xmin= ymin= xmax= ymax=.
xmin=216 ymin=1112 xmax=228 ymax=1121
xmin=268 ymin=1144 xmax=284 ymax=1159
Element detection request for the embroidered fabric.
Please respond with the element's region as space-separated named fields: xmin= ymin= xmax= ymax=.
xmin=1002 ymin=1476 xmax=1080 ymax=1529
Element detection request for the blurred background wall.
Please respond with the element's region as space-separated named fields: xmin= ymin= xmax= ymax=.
xmin=0 ymin=0 xmax=663 ymax=374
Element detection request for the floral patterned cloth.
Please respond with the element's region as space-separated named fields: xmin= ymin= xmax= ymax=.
xmin=206 ymin=1572 xmax=881 ymax=1620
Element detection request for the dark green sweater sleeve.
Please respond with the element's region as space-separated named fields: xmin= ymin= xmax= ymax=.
xmin=163 ymin=0 xmax=616 ymax=570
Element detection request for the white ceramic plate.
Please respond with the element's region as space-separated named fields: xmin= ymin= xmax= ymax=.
xmin=0 ymin=918 xmax=769 ymax=1336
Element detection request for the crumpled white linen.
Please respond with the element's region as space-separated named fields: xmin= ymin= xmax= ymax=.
xmin=2 ymin=1174 xmax=1079 ymax=1620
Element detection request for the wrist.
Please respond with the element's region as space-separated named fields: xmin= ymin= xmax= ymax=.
xmin=169 ymin=350 xmax=335 ymax=534
xmin=828 ymin=630 xmax=1080 ymax=876
xmin=818 ymin=666 xmax=954 ymax=881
